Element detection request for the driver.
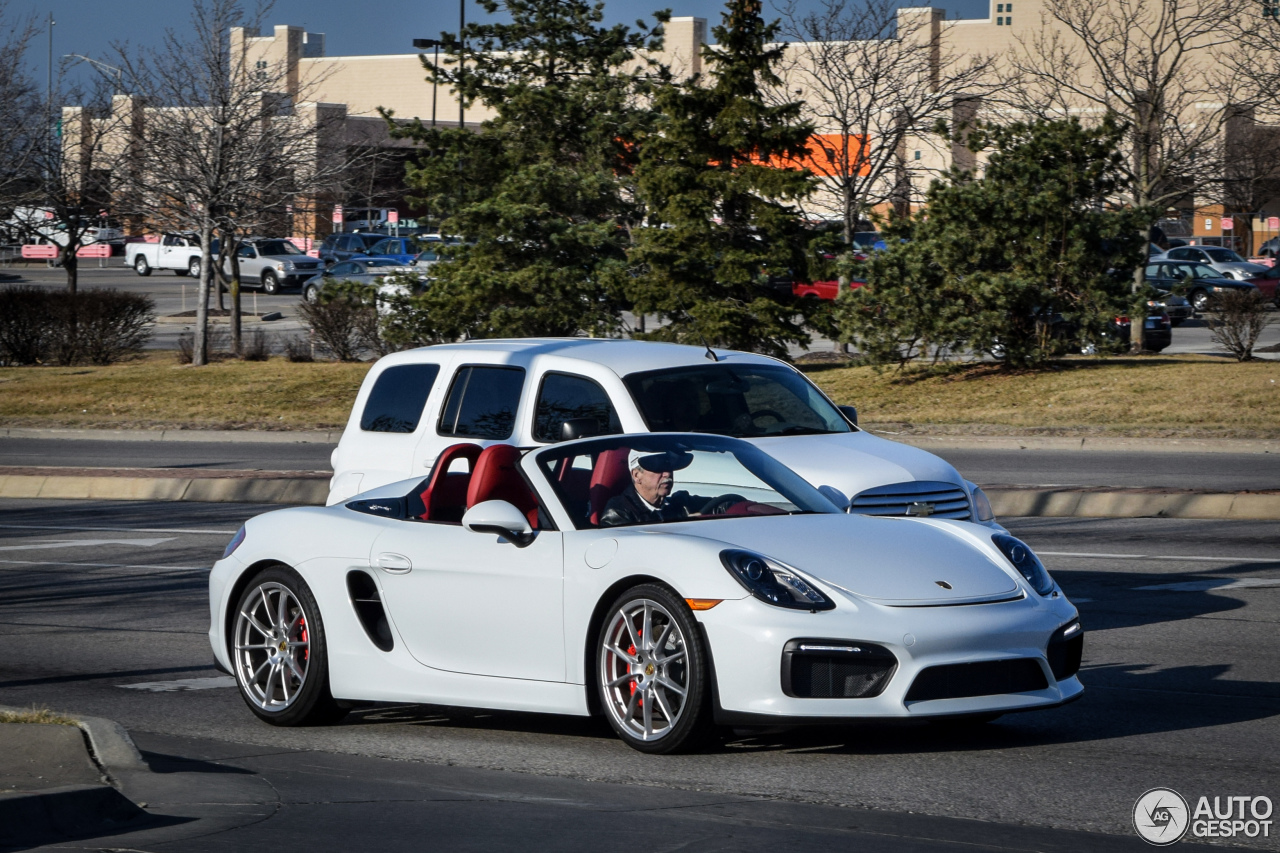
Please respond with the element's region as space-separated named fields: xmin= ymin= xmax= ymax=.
xmin=599 ymin=449 xmax=741 ymax=527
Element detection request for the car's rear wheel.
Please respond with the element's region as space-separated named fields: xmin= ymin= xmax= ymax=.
xmin=133 ymin=256 xmax=151 ymax=276
xmin=1189 ymin=288 xmax=1210 ymax=312
xmin=596 ymin=584 xmax=711 ymax=754
xmin=261 ymin=270 xmax=280 ymax=294
xmin=231 ymin=566 xmax=346 ymax=726
xmin=188 ymin=257 xmax=201 ymax=277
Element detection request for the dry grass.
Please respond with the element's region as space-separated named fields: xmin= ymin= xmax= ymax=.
xmin=1 ymin=351 xmax=1278 ymax=437
xmin=0 ymin=351 xmax=371 ymax=431
xmin=805 ymin=355 xmax=1280 ymax=438
xmin=0 ymin=708 xmax=78 ymax=725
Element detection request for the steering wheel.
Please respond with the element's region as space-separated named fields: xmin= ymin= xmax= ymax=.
xmin=699 ymin=494 xmax=748 ymax=515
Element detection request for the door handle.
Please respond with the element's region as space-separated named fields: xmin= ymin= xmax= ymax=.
xmin=376 ymin=552 xmax=412 ymax=573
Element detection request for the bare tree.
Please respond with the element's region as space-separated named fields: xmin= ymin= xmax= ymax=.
xmin=116 ymin=0 xmax=351 ymax=364
xmin=772 ymin=0 xmax=998 ymax=245
xmin=1009 ymin=0 xmax=1248 ymax=349
xmin=0 ymin=1 xmax=42 ymax=229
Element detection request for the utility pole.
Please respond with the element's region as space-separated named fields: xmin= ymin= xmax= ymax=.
xmin=459 ymin=0 xmax=465 ymax=130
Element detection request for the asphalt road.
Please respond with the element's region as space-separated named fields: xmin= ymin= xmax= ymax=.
xmin=5 ymin=263 xmax=1280 ymax=358
xmin=3 ymin=435 xmax=1277 ymax=492
xmin=0 ymin=498 xmax=1276 ymax=849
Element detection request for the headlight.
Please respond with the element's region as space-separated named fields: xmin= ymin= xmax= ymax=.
xmin=276 ymin=262 xmax=287 ymax=271
xmin=992 ymin=534 xmax=1054 ymax=595
xmin=222 ymin=526 xmax=246 ymax=559
xmin=971 ymin=485 xmax=995 ymax=522
xmin=720 ymin=549 xmax=835 ymax=611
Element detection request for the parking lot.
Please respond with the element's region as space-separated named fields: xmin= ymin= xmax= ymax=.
xmin=0 ymin=500 xmax=1276 ymax=849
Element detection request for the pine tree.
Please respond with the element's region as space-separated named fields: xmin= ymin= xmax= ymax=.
xmin=628 ymin=0 xmax=820 ymax=359
xmin=837 ymin=117 xmax=1152 ymax=369
xmin=390 ymin=0 xmax=668 ymax=341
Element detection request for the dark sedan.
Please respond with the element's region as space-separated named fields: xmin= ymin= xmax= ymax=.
xmin=301 ymin=258 xmax=420 ymax=303
xmin=1145 ymin=260 xmax=1260 ymax=312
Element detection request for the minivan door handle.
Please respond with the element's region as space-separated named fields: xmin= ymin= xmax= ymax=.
xmin=376 ymin=552 xmax=412 ymax=573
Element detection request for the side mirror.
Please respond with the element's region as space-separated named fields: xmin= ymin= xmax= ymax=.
xmin=462 ymin=500 xmax=534 ymax=547
xmin=559 ymin=418 xmax=599 ymax=442
xmin=838 ymin=405 xmax=859 ymax=426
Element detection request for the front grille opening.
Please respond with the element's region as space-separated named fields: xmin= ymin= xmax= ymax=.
xmin=1047 ymin=622 xmax=1084 ymax=681
xmin=848 ymin=480 xmax=972 ymax=521
xmin=782 ymin=639 xmax=898 ymax=698
xmin=905 ymin=658 xmax=1048 ymax=702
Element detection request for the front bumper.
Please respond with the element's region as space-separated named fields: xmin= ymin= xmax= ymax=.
xmin=699 ymin=591 xmax=1082 ymax=722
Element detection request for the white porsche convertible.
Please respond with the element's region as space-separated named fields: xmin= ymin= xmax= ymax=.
xmin=209 ymin=433 xmax=1083 ymax=754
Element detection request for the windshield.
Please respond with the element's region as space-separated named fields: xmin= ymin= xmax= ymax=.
xmin=536 ymin=434 xmax=839 ymax=530
xmin=256 ymin=240 xmax=303 ymax=256
xmin=1203 ymin=248 xmax=1244 ymax=263
xmin=624 ymin=363 xmax=851 ymax=438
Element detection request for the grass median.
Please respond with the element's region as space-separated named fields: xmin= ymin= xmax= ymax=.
xmin=0 ymin=352 xmax=1277 ymax=437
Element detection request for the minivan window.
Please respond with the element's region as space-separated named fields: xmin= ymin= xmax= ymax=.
xmin=360 ymin=363 xmax=441 ymax=433
xmin=533 ymin=373 xmax=622 ymax=443
xmin=438 ymin=366 xmax=525 ymax=440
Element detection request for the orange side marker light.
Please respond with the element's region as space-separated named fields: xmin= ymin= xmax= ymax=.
xmin=685 ymin=599 xmax=722 ymax=611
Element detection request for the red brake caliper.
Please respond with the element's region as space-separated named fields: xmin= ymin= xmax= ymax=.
xmin=299 ymin=616 xmax=309 ymax=663
xmin=627 ymin=621 xmax=641 ymax=706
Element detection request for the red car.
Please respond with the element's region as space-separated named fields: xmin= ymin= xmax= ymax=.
xmin=793 ymin=278 xmax=866 ymax=300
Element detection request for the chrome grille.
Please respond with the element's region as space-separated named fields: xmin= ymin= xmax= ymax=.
xmin=848 ymin=480 xmax=971 ymax=520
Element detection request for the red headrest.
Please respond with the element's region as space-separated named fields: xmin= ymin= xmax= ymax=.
xmin=467 ymin=444 xmax=539 ymax=527
xmin=588 ymin=447 xmax=632 ymax=526
xmin=418 ymin=443 xmax=483 ymax=521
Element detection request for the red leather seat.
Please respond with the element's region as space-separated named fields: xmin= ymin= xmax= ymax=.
xmin=587 ymin=447 xmax=632 ymax=526
xmin=466 ymin=444 xmax=539 ymax=528
xmin=417 ymin=443 xmax=483 ymax=522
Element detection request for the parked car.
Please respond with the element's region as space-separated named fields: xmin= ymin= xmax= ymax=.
xmin=318 ymin=232 xmax=385 ymax=266
xmin=792 ymin=277 xmax=866 ymax=300
xmin=358 ymin=236 xmax=421 ymax=265
xmin=1161 ymin=246 xmax=1266 ymax=281
xmin=226 ymin=239 xmax=324 ymax=294
xmin=1145 ymin=260 xmax=1260 ymax=311
xmin=1104 ymin=312 xmax=1172 ymax=353
xmin=1148 ymin=291 xmax=1194 ymax=326
xmin=210 ymin=431 xmax=1082 ymax=749
xmin=341 ymin=207 xmax=397 ymax=232
xmin=852 ymin=231 xmax=886 ymax=251
xmin=1239 ymin=262 xmax=1280 ymax=307
xmin=301 ymin=258 xmax=422 ymax=304
xmin=128 ymin=233 xmax=213 ymax=277
xmin=326 ymin=340 xmax=1004 ymax=535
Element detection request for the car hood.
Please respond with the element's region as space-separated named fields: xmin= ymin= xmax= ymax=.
xmin=664 ymin=513 xmax=1020 ymax=605
xmin=747 ymin=430 xmax=962 ymax=506
xmin=1218 ymin=261 xmax=1267 ymax=274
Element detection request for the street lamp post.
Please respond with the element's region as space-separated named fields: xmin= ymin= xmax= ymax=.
xmin=412 ymin=38 xmax=444 ymax=233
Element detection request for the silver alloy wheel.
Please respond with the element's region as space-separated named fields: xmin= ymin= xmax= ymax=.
xmin=188 ymin=257 xmax=200 ymax=277
xmin=233 ymin=581 xmax=310 ymax=712
xmin=599 ymin=598 xmax=689 ymax=742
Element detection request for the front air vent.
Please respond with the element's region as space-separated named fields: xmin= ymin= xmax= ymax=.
xmin=905 ymin=658 xmax=1048 ymax=702
xmin=1047 ymin=621 xmax=1084 ymax=681
xmin=782 ymin=639 xmax=898 ymax=698
xmin=346 ymin=571 xmax=394 ymax=652
xmin=848 ymin=481 xmax=971 ymax=520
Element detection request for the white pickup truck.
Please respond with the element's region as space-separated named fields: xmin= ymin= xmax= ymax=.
xmin=127 ymin=234 xmax=210 ymax=277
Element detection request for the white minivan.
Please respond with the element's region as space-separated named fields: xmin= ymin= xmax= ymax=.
xmin=328 ymin=339 xmax=999 ymax=527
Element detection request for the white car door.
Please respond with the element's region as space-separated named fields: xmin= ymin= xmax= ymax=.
xmin=370 ymin=522 xmax=566 ymax=682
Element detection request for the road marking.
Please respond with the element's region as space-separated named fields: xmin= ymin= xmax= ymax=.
xmin=1134 ymin=577 xmax=1280 ymax=592
xmin=1039 ymin=551 xmax=1280 ymax=564
xmin=118 ymin=676 xmax=236 ymax=692
xmin=0 ymin=524 xmax=235 ymax=535
xmin=0 ymin=537 xmax=176 ymax=552
xmin=0 ymin=559 xmax=205 ymax=570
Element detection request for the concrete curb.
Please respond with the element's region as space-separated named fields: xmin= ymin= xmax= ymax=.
xmin=2 ymin=468 xmax=1278 ymax=518
xmin=0 ymin=705 xmax=149 ymax=845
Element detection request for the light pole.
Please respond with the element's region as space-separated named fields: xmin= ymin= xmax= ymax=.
xmin=411 ymin=39 xmax=441 ymax=128
xmin=63 ymin=54 xmax=125 ymax=96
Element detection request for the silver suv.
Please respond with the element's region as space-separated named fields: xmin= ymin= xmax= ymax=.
xmin=226 ymin=239 xmax=324 ymax=294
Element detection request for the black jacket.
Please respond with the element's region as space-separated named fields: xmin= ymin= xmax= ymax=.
xmin=599 ymin=485 xmax=714 ymax=528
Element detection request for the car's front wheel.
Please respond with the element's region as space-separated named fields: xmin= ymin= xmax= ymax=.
xmin=133 ymin=256 xmax=151 ymax=276
xmin=261 ymin=270 xmax=280 ymax=294
xmin=596 ymin=584 xmax=711 ymax=754
xmin=231 ymin=566 xmax=346 ymax=726
xmin=303 ymin=283 xmax=321 ymax=304
xmin=1189 ymin=288 xmax=1210 ymax=312
xmin=188 ymin=257 xmax=201 ymax=277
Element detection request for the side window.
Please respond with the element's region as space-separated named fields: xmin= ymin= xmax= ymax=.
xmin=1166 ymin=248 xmax=1188 ymax=260
xmin=238 ymin=245 xmax=256 ymax=259
xmin=163 ymin=235 xmax=178 ymax=247
xmin=438 ymin=366 xmax=525 ymax=440
xmin=533 ymin=373 xmax=622 ymax=443
xmin=330 ymin=262 xmax=357 ymax=276
xmin=360 ymin=364 xmax=441 ymax=433
xmin=371 ymin=239 xmax=394 ymax=255
xmin=1144 ymin=264 xmax=1160 ymax=278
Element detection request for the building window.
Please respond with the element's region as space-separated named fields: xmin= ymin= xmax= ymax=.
xmin=997 ymin=3 xmax=1003 ymax=11
xmin=997 ymin=16 xmax=1004 ymax=24
xmin=914 ymin=150 xmax=921 ymax=161
xmin=1267 ymin=0 xmax=1280 ymax=16
xmin=1006 ymin=16 xmax=1012 ymax=24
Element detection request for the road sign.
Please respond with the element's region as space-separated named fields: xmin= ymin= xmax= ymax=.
xmin=388 ymin=210 xmax=399 ymax=224
xmin=332 ymin=205 xmax=343 ymax=224
xmin=1221 ymin=217 xmax=1233 ymax=230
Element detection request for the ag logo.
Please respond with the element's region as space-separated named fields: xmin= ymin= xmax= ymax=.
xmin=1134 ymin=788 xmax=1190 ymax=845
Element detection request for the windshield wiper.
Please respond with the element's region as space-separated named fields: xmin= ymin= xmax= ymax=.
xmin=774 ymin=426 xmax=833 ymax=436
